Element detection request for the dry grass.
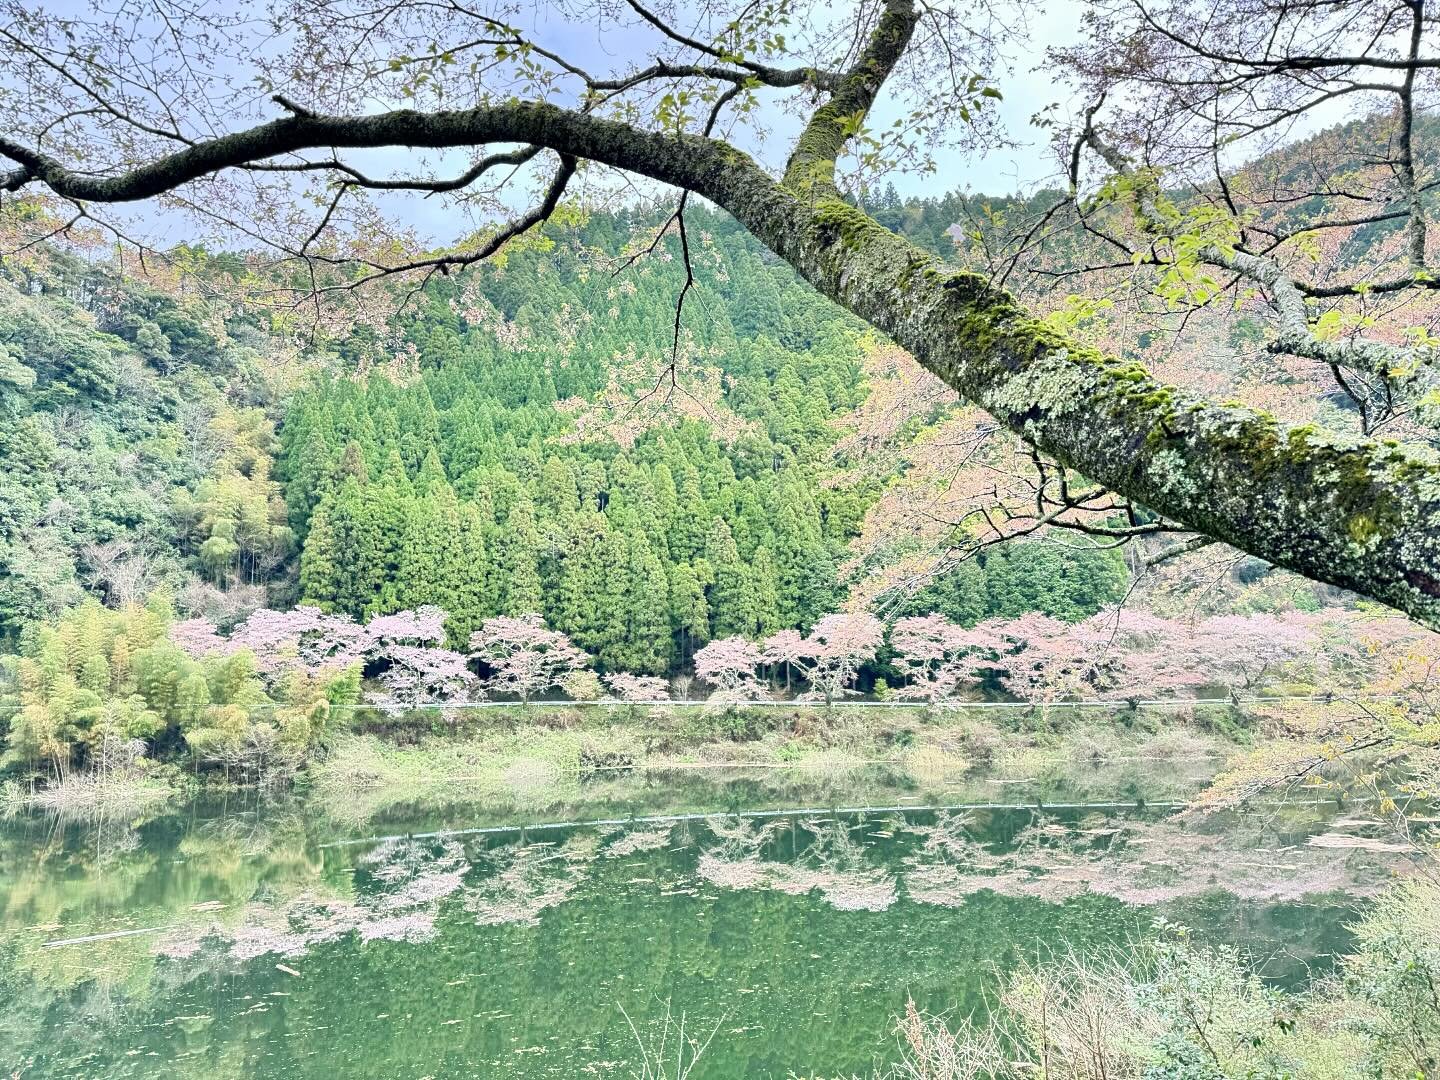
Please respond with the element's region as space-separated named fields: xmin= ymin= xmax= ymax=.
xmin=1140 ymin=728 xmax=1222 ymax=761
xmin=790 ymin=747 xmax=868 ymax=776
xmin=873 ymin=928 xmax=1379 ymax=1080
xmin=887 ymin=998 xmax=1004 ymax=1080
xmin=308 ymin=711 xmax=1240 ymax=826
xmin=311 ymin=730 xmax=605 ymax=822
xmin=619 ymin=1000 xmax=722 ymax=1080
xmin=24 ymin=772 xmax=175 ymax=819
xmin=989 ymin=744 xmax=1064 ymax=782
xmin=902 ymin=745 xmax=972 ymax=785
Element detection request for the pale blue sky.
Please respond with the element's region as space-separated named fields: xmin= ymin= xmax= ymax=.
xmin=380 ymin=1 xmax=1088 ymax=242
xmin=31 ymin=0 xmax=1088 ymax=247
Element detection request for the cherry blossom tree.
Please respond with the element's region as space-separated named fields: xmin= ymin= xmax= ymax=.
xmin=369 ymin=645 xmax=479 ymax=711
xmin=760 ymin=629 xmax=808 ymax=694
xmin=953 ymin=613 xmax=1116 ymax=706
xmin=365 ymin=607 xmax=476 ymax=710
xmin=169 ymin=617 xmax=227 ymax=660
xmin=693 ymin=637 xmax=768 ymax=703
xmin=889 ymin=614 xmax=991 ymax=702
xmin=788 ymin=613 xmax=885 ymax=705
xmin=1307 ymin=612 xmax=1438 ymax=691
xmin=1070 ymin=611 xmax=1324 ymax=701
xmin=603 ymin=673 xmax=671 ymax=704
xmin=365 ymin=606 xmax=447 ymax=648
xmin=195 ymin=605 xmax=484 ymax=708
xmin=1181 ymin=614 xmax=1321 ymax=698
xmin=227 ymin=606 xmax=367 ymax=678
xmin=469 ymin=614 xmax=587 ymax=704
xmin=943 ymin=609 xmax=1325 ymax=706
xmin=1060 ymin=608 xmax=1184 ymax=702
xmin=1100 ymin=620 xmax=1206 ymax=699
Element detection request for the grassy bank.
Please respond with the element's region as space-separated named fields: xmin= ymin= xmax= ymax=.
xmin=306 ymin=702 xmax=1239 ymax=825
xmin=4 ymin=699 xmax=1288 ymax=824
xmin=868 ymin=874 xmax=1440 ymax=1080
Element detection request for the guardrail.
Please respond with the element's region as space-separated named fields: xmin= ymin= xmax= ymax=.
xmin=0 ymin=692 xmax=1390 ymax=713
xmin=179 ymin=692 xmax=1396 ymax=712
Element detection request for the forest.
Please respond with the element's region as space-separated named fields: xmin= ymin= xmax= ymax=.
xmin=0 ymin=196 xmax=1150 ymax=778
xmin=1 ymin=0 xmax=1439 ymax=1077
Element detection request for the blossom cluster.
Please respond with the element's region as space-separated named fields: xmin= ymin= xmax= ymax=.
xmin=169 ymin=602 xmax=1435 ymax=707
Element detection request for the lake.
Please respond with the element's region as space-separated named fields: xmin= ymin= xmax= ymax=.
xmin=0 ymin=762 xmax=1404 ymax=1078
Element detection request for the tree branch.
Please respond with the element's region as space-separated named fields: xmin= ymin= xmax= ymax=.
xmin=623 ymin=0 xmax=842 ymax=91
xmin=1078 ymin=120 xmax=1438 ymax=401
xmin=782 ymin=0 xmax=920 ymax=198
xmin=4 ymin=3 xmax=1440 ymax=625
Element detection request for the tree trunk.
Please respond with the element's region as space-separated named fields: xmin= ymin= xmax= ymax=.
xmin=713 ymin=182 xmax=1440 ymax=628
xmin=8 ymin=37 xmax=1440 ymax=623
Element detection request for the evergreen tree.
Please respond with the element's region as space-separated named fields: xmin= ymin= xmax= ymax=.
xmin=669 ymin=562 xmax=709 ymax=663
xmin=397 ymin=481 xmax=489 ymax=644
xmin=613 ymin=532 xmax=671 ymax=675
xmin=704 ymin=518 xmax=756 ymax=640
xmin=448 ymin=500 xmax=495 ymax=643
xmin=298 ymin=500 xmax=342 ymax=609
xmin=749 ymin=546 xmax=783 ymax=638
xmin=555 ymin=513 xmax=597 ymax=641
xmin=769 ymin=492 xmax=838 ymax=627
xmin=671 ymin=463 xmax=710 ymax=563
xmin=500 ymin=489 xmax=543 ymax=616
xmin=413 ymin=447 xmax=449 ymax=496
xmin=357 ymin=479 xmax=410 ymax=616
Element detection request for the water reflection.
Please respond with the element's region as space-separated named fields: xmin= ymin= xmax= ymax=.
xmin=0 ymin=769 xmax=1412 ymax=1079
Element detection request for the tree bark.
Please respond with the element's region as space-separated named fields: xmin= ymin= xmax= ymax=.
xmin=4 ymin=6 xmax=1440 ymax=625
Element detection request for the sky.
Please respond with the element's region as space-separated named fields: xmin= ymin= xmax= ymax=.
xmin=33 ymin=0 xmax=1089 ymax=248
xmin=885 ymin=2 xmax=1088 ymax=194
xmin=23 ymin=0 xmax=1392 ymax=252
xmin=376 ymin=1 xmax=1089 ymax=243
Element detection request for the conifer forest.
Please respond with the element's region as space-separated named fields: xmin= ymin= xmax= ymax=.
xmin=1 ymin=1 xmax=1439 ymax=1077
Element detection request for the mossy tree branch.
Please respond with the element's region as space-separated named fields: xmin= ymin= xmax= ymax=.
xmin=1078 ymin=122 xmax=1437 ymax=427
xmin=781 ymin=0 xmax=920 ymax=199
xmin=3 ymin=1 xmax=1440 ymax=624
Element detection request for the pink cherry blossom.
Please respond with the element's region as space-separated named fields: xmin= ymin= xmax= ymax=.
xmin=368 ymin=644 xmax=478 ymax=710
xmin=366 ymin=606 xmax=447 ymax=647
xmin=603 ymin=672 xmax=671 ymax=703
xmin=469 ymin=614 xmax=587 ymax=703
xmin=227 ymin=606 xmax=367 ymax=676
xmin=791 ymin=613 xmax=884 ymax=704
xmin=170 ymin=617 xmax=226 ymax=659
xmin=693 ymin=636 xmax=768 ymax=702
xmin=890 ymin=613 xmax=992 ymax=701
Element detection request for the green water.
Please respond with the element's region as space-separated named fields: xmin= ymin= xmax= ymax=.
xmin=0 ymin=767 xmax=1388 ymax=1079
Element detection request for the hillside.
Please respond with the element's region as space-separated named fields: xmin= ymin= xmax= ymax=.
xmin=0 ymin=200 xmax=1132 ymax=675
xmin=0 ymin=247 xmax=290 ymax=646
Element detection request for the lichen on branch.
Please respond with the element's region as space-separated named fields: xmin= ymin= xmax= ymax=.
xmin=3 ymin=0 xmax=1440 ymax=624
